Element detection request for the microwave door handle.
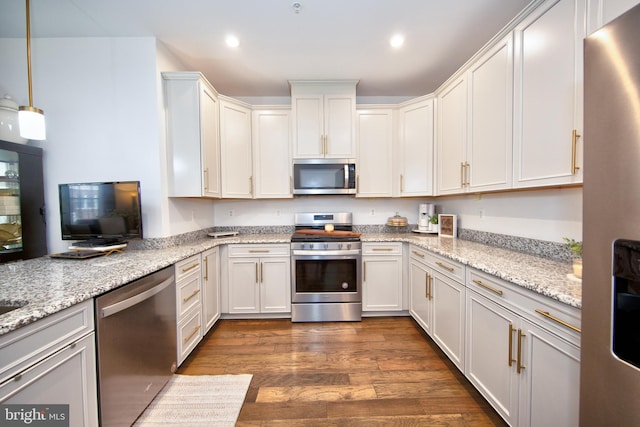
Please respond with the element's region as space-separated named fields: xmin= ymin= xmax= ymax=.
xmin=344 ymin=164 xmax=349 ymax=189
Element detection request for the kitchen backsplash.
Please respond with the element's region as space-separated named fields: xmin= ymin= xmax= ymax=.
xmin=129 ymin=225 xmax=573 ymax=263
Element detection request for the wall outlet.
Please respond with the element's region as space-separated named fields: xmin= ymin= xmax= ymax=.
xmin=370 ymin=209 xmax=375 ymax=216
xmin=228 ymin=210 xmax=234 ymax=217
xmin=479 ymin=209 xmax=485 ymax=219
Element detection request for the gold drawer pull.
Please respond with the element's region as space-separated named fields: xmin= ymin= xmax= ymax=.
xmin=571 ymin=129 xmax=581 ymax=175
xmin=183 ymin=288 xmax=201 ymax=303
xmin=535 ymin=309 xmax=581 ymax=333
xmin=412 ymin=250 xmax=425 ymax=258
xmin=372 ymin=248 xmax=393 ymax=251
xmin=184 ymin=325 xmax=201 ymax=343
xmin=436 ymin=261 xmax=454 ymax=272
xmin=517 ymin=329 xmax=526 ymax=374
xmin=508 ymin=324 xmax=516 ymax=367
xmin=472 ymin=279 xmax=504 ymax=296
xmin=181 ymin=262 xmax=199 ymax=273
xmin=248 ymin=249 xmax=270 ymax=253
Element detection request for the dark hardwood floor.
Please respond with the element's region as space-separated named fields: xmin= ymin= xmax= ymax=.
xmin=178 ymin=316 xmax=507 ymax=426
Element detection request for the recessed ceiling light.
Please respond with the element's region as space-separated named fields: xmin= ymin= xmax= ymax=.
xmin=225 ymin=35 xmax=240 ymax=49
xmin=390 ymin=34 xmax=405 ymax=48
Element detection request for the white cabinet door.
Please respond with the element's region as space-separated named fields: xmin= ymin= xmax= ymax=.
xmin=228 ymin=258 xmax=260 ymax=313
xmin=290 ymin=81 xmax=357 ymax=159
xmin=518 ymin=318 xmax=580 ymax=427
xmin=252 ymin=108 xmax=293 ymax=198
xmin=202 ymin=247 xmax=220 ymax=333
xmin=0 ymin=333 xmax=98 ymax=427
xmin=431 ymin=272 xmax=465 ymax=371
xmin=467 ymin=34 xmax=514 ymax=192
xmin=362 ymin=257 xmax=403 ymax=311
xmin=513 ymin=0 xmax=585 ymax=188
xmin=356 ymin=108 xmax=393 ymax=197
xmin=220 ymin=98 xmax=253 ymax=198
xmin=397 ymin=98 xmax=434 ymax=196
xmin=437 ymin=77 xmax=468 ymax=195
xmin=465 ymin=290 xmax=520 ymax=425
xmin=164 ymin=72 xmax=221 ymax=198
xmin=587 ymin=0 xmax=639 ymax=34
xmin=409 ymin=257 xmax=432 ymax=335
xmin=259 ymin=257 xmax=291 ymax=313
xmin=324 ymin=94 xmax=356 ymax=158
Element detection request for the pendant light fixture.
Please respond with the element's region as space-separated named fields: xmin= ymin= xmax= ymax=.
xmin=18 ymin=0 xmax=46 ymax=140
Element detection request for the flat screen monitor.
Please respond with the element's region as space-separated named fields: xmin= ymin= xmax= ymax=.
xmin=59 ymin=181 xmax=143 ymax=244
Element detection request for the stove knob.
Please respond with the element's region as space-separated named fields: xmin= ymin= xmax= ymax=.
xmin=347 ymin=243 xmax=352 ymax=250
xmin=338 ymin=243 xmax=344 ymax=250
xmin=342 ymin=282 xmax=349 ymax=289
xmin=324 ymin=243 xmax=329 ymax=250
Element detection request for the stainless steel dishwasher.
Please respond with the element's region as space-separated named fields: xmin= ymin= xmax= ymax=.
xmin=95 ymin=266 xmax=177 ymax=426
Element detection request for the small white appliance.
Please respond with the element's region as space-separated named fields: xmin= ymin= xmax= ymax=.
xmin=418 ymin=203 xmax=435 ymax=232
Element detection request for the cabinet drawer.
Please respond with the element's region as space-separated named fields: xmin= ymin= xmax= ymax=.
xmin=467 ymin=269 xmax=581 ymax=345
xmin=177 ymin=271 xmax=202 ymax=320
xmin=175 ymin=254 xmax=201 ymax=282
xmin=177 ymin=308 xmax=202 ymax=365
xmin=0 ymin=300 xmax=94 ymax=385
xmin=228 ymin=244 xmax=290 ymax=257
xmin=425 ymin=252 xmax=465 ymax=282
xmin=363 ymin=242 xmax=402 ymax=255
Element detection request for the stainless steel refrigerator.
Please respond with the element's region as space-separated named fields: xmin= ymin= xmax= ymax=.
xmin=582 ymin=3 xmax=640 ymax=425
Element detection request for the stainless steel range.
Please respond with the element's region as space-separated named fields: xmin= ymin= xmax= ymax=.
xmin=291 ymin=212 xmax=362 ymax=322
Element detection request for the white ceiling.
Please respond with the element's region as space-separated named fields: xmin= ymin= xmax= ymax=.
xmin=0 ymin=0 xmax=533 ymax=97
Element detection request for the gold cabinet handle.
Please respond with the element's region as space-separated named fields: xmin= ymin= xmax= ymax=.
xmin=249 ymin=250 xmax=270 ymax=253
xmin=436 ymin=261 xmax=454 ymax=272
xmin=372 ymin=248 xmax=393 ymax=252
xmin=465 ymin=162 xmax=470 ymax=186
xmin=260 ymin=262 xmax=263 ymax=283
xmin=203 ymin=256 xmax=209 ymax=281
xmin=472 ymin=279 xmax=503 ymax=296
xmin=204 ymin=168 xmax=209 ymax=191
xmin=460 ymin=162 xmax=465 ymax=187
xmin=182 ymin=262 xmax=199 ymax=273
xmin=249 ymin=175 xmax=253 ymax=196
xmin=363 ymin=261 xmax=367 ymax=282
xmin=400 ymin=174 xmax=404 ymax=193
xmin=508 ymin=323 xmax=517 ymax=367
xmin=571 ymin=129 xmax=581 ymax=174
xmin=255 ymin=262 xmax=259 ymax=283
xmin=183 ymin=288 xmax=201 ymax=303
xmin=356 ymin=175 xmax=360 ymax=191
xmin=517 ymin=329 xmax=526 ymax=374
xmin=184 ymin=325 xmax=201 ymax=343
xmin=425 ymin=274 xmax=429 ymax=299
xmin=412 ymin=250 xmax=425 ymax=258
xmin=535 ymin=309 xmax=581 ymax=333
xmin=428 ymin=274 xmax=433 ymax=300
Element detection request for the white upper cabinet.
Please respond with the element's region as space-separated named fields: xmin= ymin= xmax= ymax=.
xmin=437 ymin=34 xmax=513 ymax=195
xmin=587 ymin=0 xmax=639 ymax=34
xmin=397 ymin=97 xmax=435 ymax=197
xmin=163 ymin=72 xmax=221 ymax=198
xmin=356 ymin=108 xmax=394 ymax=197
xmin=513 ymin=0 xmax=585 ymax=188
xmin=437 ymin=76 xmax=468 ymax=195
xmin=290 ymin=80 xmax=358 ymax=159
xmin=467 ymin=34 xmax=514 ymax=192
xmin=252 ymin=107 xmax=293 ymax=199
xmin=220 ymin=97 xmax=253 ymax=198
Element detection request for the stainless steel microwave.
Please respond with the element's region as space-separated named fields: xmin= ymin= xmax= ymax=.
xmin=293 ymin=159 xmax=356 ymax=195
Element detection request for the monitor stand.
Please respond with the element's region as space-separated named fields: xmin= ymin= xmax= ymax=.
xmin=71 ymin=238 xmax=127 ymax=249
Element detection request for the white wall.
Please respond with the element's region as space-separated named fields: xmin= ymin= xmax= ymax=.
xmin=212 ymin=186 xmax=582 ymax=243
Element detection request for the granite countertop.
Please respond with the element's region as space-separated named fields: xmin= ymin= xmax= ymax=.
xmin=0 ymin=232 xmax=580 ymax=336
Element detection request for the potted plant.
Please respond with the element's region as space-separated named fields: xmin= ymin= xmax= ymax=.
xmin=563 ymin=238 xmax=583 ymax=279
xmin=429 ymin=214 xmax=439 ymax=232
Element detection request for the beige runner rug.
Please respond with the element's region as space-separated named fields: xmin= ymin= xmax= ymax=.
xmin=134 ymin=374 xmax=252 ymax=426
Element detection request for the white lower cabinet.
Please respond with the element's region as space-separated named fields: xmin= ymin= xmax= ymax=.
xmin=175 ymin=254 xmax=203 ymax=366
xmin=227 ymin=244 xmax=291 ymax=314
xmin=465 ymin=269 xmax=581 ymax=427
xmin=409 ymin=245 xmax=465 ymax=371
xmin=362 ymin=242 xmax=403 ymax=311
xmin=0 ymin=300 xmax=98 ymax=427
xmin=202 ymin=247 xmax=221 ymax=333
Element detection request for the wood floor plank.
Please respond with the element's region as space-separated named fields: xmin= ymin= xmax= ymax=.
xmin=178 ymin=317 xmax=507 ymax=426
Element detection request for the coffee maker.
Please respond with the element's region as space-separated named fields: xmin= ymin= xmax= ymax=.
xmin=418 ymin=203 xmax=435 ymax=232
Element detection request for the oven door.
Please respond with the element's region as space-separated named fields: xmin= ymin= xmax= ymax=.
xmin=291 ymin=249 xmax=361 ymax=303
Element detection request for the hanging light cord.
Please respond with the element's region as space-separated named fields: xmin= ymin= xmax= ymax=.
xmin=25 ymin=0 xmax=34 ymax=108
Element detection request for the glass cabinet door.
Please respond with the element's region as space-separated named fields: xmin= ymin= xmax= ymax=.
xmin=0 ymin=148 xmax=22 ymax=255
